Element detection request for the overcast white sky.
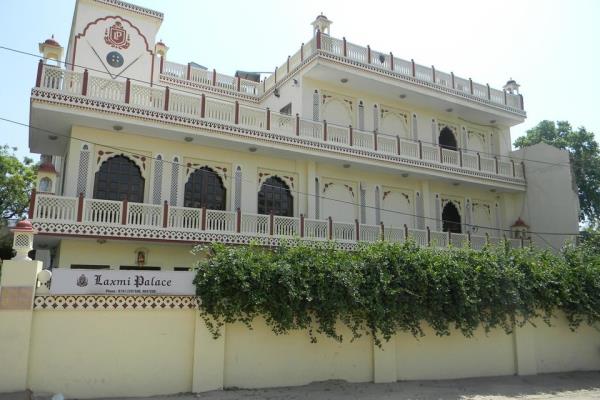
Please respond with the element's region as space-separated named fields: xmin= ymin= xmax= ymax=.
xmin=1 ymin=0 xmax=599 ymax=160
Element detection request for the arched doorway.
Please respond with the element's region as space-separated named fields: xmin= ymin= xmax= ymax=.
xmin=184 ymin=167 xmax=226 ymax=210
xmin=442 ymin=202 xmax=462 ymax=233
xmin=258 ymin=177 xmax=293 ymax=216
xmin=439 ymin=127 xmax=458 ymax=151
xmin=93 ymin=155 xmax=144 ymax=202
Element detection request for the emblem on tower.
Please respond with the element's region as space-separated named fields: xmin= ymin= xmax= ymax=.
xmin=104 ymin=21 xmax=130 ymax=50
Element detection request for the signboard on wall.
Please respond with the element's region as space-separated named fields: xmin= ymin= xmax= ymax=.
xmin=50 ymin=269 xmax=196 ymax=295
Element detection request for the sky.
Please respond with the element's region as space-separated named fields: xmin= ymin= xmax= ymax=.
xmin=1 ymin=0 xmax=599 ymax=161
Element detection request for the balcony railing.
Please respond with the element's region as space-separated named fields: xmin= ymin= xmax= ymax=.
xmin=30 ymin=192 xmax=528 ymax=250
xmin=34 ymin=63 xmax=526 ymax=183
xmin=158 ymin=34 xmax=524 ymax=114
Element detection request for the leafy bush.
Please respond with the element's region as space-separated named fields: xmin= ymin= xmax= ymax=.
xmin=193 ymin=240 xmax=600 ymax=345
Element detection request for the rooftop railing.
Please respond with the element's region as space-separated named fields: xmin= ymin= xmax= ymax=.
xmin=30 ymin=192 xmax=528 ymax=250
xmin=158 ymin=33 xmax=524 ymax=114
xmin=34 ymin=63 xmax=526 ymax=183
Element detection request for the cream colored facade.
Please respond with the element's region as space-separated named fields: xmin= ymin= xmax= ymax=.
xmin=27 ymin=0 xmax=580 ymax=269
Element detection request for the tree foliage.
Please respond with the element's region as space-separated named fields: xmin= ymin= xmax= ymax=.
xmin=514 ymin=120 xmax=600 ymax=224
xmin=193 ymin=241 xmax=600 ymax=346
xmin=0 ymin=145 xmax=36 ymax=220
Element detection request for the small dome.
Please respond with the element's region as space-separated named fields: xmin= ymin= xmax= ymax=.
xmin=511 ymin=217 xmax=529 ymax=228
xmin=43 ymin=35 xmax=60 ymax=47
xmin=15 ymin=220 xmax=33 ymax=230
xmin=39 ymin=162 xmax=57 ymax=174
xmin=316 ymin=13 xmax=328 ymax=20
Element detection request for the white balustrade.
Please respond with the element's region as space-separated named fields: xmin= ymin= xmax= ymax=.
xmin=399 ymin=138 xmax=419 ymax=159
xmin=370 ymin=50 xmax=391 ymax=69
xmin=346 ymin=41 xmax=368 ymax=63
xmin=168 ymin=206 xmax=201 ymax=231
xmin=384 ymin=226 xmax=406 ymax=243
xmin=462 ymin=152 xmax=479 ymax=170
xmin=506 ymin=94 xmax=521 ymax=109
xmin=327 ymin=123 xmax=350 ymax=145
xmin=353 ymin=129 xmax=374 ymax=150
xmin=129 ymin=84 xmax=164 ymax=109
xmin=470 ymin=235 xmax=487 ymax=250
xmin=515 ymin=163 xmax=525 ymax=179
xmin=271 ymin=112 xmax=295 ymax=136
xmin=162 ymin=61 xmax=186 ymax=79
xmin=128 ymin=202 xmax=163 ymax=227
xmin=273 ymin=215 xmax=300 ymax=237
xmin=454 ymin=76 xmax=471 ymax=94
xmin=435 ymin=71 xmax=452 ymax=88
xmin=408 ymin=228 xmax=428 ymax=246
xmin=239 ymin=79 xmax=259 ymax=95
xmin=450 ymin=233 xmax=468 ymax=247
xmin=415 ymin=63 xmax=433 ymax=82
xmin=490 ymin=88 xmax=505 ymax=104
xmin=304 ymin=218 xmax=328 ymax=240
xmin=393 ymin=57 xmax=412 ymax=76
xmin=299 ymin=119 xmax=323 ymax=140
xmin=215 ymin=73 xmax=235 ymax=90
xmin=472 ymin=82 xmax=488 ymax=99
xmin=480 ymin=156 xmax=496 ymax=173
xmin=188 ymin=67 xmax=212 ymax=85
xmin=205 ymin=209 xmax=235 ymax=232
xmin=360 ymin=224 xmax=380 ymax=242
xmin=205 ymin=98 xmax=234 ymax=122
xmin=333 ymin=222 xmax=355 ymax=241
xmin=441 ymin=148 xmax=459 ymax=165
xmin=34 ymin=194 xmax=77 ymax=222
xmin=41 ymin=66 xmax=83 ymax=94
xmin=430 ymin=231 xmax=448 ymax=248
xmin=83 ymin=198 xmax=122 ymax=225
xmin=498 ymin=160 xmax=512 ymax=176
xmin=239 ymin=105 xmax=266 ymax=129
xmin=421 ymin=144 xmax=439 ymax=162
xmin=87 ymin=76 xmax=126 ymax=102
xmin=169 ymin=92 xmax=200 ymax=115
xmin=240 ymin=213 xmax=269 ymax=235
xmin=378 ymin=135 xmax=397 ymax=154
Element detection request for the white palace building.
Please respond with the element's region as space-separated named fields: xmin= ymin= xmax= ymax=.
xmin=28 ymin=0 xmax=580 ymax=270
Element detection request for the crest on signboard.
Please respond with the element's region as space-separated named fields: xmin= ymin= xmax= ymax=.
xmin=104 ymin=21 xmax=130 ymax=50
xmin=76 ymin=274 xmax=88 ymax=287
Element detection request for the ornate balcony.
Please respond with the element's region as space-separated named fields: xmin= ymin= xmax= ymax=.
xmin=159 ymin=34 xmax=525 ymax=116
xmin=32 ymin=63 xmax=526 ymax=187
xmin=30 ymin=192 xmax=527 ymax=250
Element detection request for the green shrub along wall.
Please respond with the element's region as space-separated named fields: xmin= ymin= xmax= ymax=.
xmin=193 ymin=240 xmax=600 ymax=346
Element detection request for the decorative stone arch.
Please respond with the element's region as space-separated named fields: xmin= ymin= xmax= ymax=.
xmin=467 ymin=128 xmax=488 ymax=154
xmin=95 ymin=149 xmax=148 ymax=179
xmin=471 ymin=200 xmax=494 ymax=236
xmin=381 ymin=187 xmax=414 ymax=228
xmin=379 ymin=106 xmax=410 ymax=137
xmin=438 ymin=123 xmax=460 ymax=151
xmin=320 ymin=179 xmax=357 ymax=223
xmin=257 ymin=176 xmax=294 ymax=217
xmin=257 ymin=170 xmax=296 ymax=198
xmin=441 ymin=200 xmax=462 ymax=233
xmin=185 ymin=160 xmax=230 ymax=191
xmin=321 ymin=91 xmax=354 ymax=126
xmin=183 ymin=166 xmax=227 ymax=210
xmin=93 ymin=154 xmax=145 ymax=202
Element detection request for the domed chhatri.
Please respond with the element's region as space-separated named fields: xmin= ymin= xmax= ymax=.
xmin=39 ymin=34 xmax=63 ymax=63
xmin=13 ymin=219 xmax=34 ymax=232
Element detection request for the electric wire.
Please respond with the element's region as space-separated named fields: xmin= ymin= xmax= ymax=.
xmin=0 ymin=116 xmax=582 ymax=238
xmin=0 ymin=44 xmax=578 ymax=169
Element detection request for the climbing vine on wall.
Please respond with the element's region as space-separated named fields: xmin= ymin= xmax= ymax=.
xmin=193 ymin=240 xmax=600 ymax=346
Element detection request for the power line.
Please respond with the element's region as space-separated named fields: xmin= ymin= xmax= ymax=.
xmin=0 ymin=44 xmax=577 ymax=169
xmin=0 ymin=117 xmax=582 ymax=238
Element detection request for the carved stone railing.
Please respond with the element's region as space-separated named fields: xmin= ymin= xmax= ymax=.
xmin=30 ymin=192 xmax=528 ymax=250
xmin=157 ymin=33 xmax=524 ymax=115
xmin=34 ymin=63 xmax=526 ymax=183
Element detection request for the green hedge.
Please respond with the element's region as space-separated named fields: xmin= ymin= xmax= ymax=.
xmin=193 ymin=240 xmax=600 ymax=345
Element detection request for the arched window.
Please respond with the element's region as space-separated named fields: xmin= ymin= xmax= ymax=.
xmin=184 ymin=167 xmax=226 ymax=210
xmin=93 ymin=155 xmax=144 ymax=202
xmin=39 ymin=177 xmax=52 ymax=193
xmin=258 ymin=177 xmax=293 ymax=216
xmin=442 ymin=202 xmax=462 ymax=233
xmin=439 ymin=127 xmax=458 ymax=151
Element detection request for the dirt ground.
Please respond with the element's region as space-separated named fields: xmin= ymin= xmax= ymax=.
xmin=188 ymin=372 xmax=600 ymax=399
xmin=3 ymin=371 xmax=600 ymax=400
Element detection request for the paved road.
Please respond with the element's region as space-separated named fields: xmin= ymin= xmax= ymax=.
xmin=3 ymin=371 xmax=600 ymax=400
